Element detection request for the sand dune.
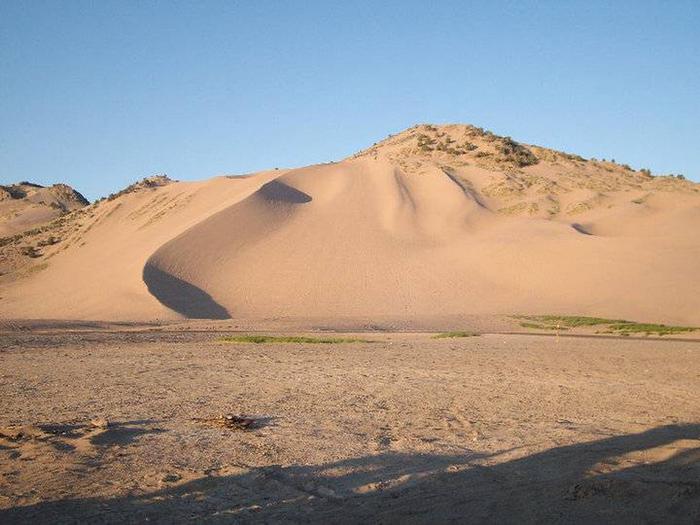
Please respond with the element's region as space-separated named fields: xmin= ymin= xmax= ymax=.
xmin=1 ymin=124 xmax=699 ymax=324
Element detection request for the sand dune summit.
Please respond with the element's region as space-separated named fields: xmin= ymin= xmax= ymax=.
xmin=1 ymin=125 xmax=699 ymax=324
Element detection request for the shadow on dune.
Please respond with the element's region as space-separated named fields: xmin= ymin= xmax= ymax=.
xmin=142 ymin=264 xmax=230 ymax=320
xmin=257 ymin=179 xmax=312 ymax=203
xmin=571 ymin=223 xmax=594 ymax=236
xmin=3 ymin=424 xmax=698 ymax=523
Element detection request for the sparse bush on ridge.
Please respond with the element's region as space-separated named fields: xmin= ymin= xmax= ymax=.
xmin=36 ymin=236 xmax=60 ymax=247
xmin=416 ymin=133 xmax=436 ymax=152
xmin=494 ymin=137 xmax=538 ymax=167
xmin=20 ymin=246 xmax=42 ymax=258
xmin=102 ymin=174 xmax=172 ymax=202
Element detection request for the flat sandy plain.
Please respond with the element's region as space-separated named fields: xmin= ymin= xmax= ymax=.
xmin=1 ymin=321 xmax=699 ymax=523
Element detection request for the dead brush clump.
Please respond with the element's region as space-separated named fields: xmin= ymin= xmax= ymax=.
xmin=192 ymin=414 xmax=258 ymax=431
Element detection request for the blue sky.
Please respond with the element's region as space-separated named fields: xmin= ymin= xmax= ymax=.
xmin=1 ymin=1 xmax=698 ymax=200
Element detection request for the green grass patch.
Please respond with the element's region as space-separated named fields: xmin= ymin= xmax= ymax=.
xmin=432 ymin=331 xmax=479 ymax=339
xmin=607 ymin=323 xmax=697 ymax=336
xmin=519 ymin=322 xmax=568 ymax=331
xmin=515 ymin=315 xmax=698 ymax=336
xmin=518 ymin=315 xmax=625 ymax=327
xmin=219 ymin=335 xmax=375 ymax=344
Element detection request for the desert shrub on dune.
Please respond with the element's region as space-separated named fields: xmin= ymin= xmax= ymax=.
xmin=495 ymin=137 xmax=539 ymax=167
xmin=20 ymin=246 xmax=41 ymax=258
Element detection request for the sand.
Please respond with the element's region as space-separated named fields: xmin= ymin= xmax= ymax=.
xmin=1 ymin=124 xmax=699 ymax=325
xmin=0 ymin=326 xmax=698 ymax=523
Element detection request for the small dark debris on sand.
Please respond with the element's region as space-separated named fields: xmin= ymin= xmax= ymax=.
xmin=193 ymin=414 xmax=258 ymax=430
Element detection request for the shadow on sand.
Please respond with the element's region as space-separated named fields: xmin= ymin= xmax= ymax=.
xmin=3 ymin=424 xmax=699 ymax=523
xmin=257 ymin=179 xmax=312 ymax=204
xmin=142 ymin=264 xmax=230 ymax=320
xmin=2 ymin=420 xmax=166 ymax=456
xmin=88 ymin=420 xmax=166 ymax=448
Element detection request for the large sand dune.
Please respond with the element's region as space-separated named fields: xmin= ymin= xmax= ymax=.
xmin=2 ymin=124 xmax=699 ymax=324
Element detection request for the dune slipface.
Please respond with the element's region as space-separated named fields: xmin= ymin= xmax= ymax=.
xmin=2 ymin=125 xmax=699 ymax=324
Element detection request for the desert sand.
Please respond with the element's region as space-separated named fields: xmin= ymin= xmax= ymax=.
xmin=1 ymin=124 xmax=699 ymax=325
xmin=0 ymin=325 xmax=698 ymax=523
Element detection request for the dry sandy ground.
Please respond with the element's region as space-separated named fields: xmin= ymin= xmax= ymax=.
xmin=0 ymin=328 xmax=698 ymax=523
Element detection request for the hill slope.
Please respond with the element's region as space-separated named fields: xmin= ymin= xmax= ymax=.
xmin=1 ymin=125 xmax=699 ymax=325
xmin=0 ymin=182 xmax=88 ymax=237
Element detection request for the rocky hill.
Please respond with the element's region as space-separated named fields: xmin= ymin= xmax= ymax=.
xmin=0 ymin=182 xmax=89 ymax=237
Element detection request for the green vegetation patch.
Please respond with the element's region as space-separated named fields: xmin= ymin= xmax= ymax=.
xmin=519 ymin=322 xmax=568 ymax=331
xmin=432 ymin=331 xmax=479 ymax=339
xmin=607 ymin=323 xmax=697 ymax=336
xmin=515 ymin=315 xmax=698 ymax=336
xmin=220 ymin=335 xmax=375 ymax=344
xmin=519 ymin=315 xmax=625 ymax=327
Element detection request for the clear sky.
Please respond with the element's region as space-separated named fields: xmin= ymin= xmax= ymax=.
xmin=1 ymin=1 xmax=698 ymax=200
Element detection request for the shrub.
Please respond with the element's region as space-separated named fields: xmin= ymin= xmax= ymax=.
xmin=495 ymin=137 xmax=539 ymax=167
xmin=21 ymin=246 xmax=42 ymax=258
xmin=36 ymin=236 xmax=60 ymax=247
